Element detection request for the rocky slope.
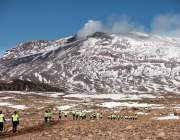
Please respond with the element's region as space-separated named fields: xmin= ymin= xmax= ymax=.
xmin=0 ymin=32 xmax=180 ymax=93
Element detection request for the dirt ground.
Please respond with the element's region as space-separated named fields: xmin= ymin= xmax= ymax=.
xmin=0 ymin=91 xmax=180 ymax=140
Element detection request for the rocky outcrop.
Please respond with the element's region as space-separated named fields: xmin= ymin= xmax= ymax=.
xmin=0 ymin=79 xmax=64 ymax=92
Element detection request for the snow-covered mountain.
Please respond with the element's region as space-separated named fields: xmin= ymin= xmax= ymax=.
xmin=1 ymin=32 xmax=180 ymax=93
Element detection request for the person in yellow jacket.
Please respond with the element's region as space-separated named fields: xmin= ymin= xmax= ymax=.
xmin=44 ymin=110 xmax=48 ymax=123
xmin=72 ymin=111 xmax=76 ymax=120
xmin=75 ymin=111 xmax=79 ymax=120
xmin=64 ymin=111 xmax=68 ymax=119
xmin=83 ymin=112 xmax=86 ymax=120
xmin=79 ymin=111 xmax=83 ymax=120
xmin=100 ymin=113 xmax=102 ymax=119
xmin=93 ymin=111 xmax=96 ymax=120
xmin=48 ymin=110 xmax=52 ymax=122
xmin=96 ymin=112 xmax=100 ymax=119
xmin=0 ymin=110 xmax=6 ymax=133
xmin=12 ymin=111 xmax=19 ymax=133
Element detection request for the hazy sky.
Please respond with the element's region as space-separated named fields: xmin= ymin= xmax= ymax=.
xmin=0 ymin=0 xmax=180 ymax=57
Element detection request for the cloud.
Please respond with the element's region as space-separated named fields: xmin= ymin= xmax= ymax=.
xmin=77 ymin=13 xmax=180 ymax=39
xmin=150 ymin=13 xmax=180 ymax=38
xmin=106 ymin=14 xmax=145 ymax=34
xmin=77 ymin=15 xmax=145 ymax=39
xmin=77 ymin=20 xmax=103 ymax=39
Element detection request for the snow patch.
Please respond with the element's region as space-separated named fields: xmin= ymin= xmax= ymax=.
xmin=0 ymin=102 xmax=27 ymax=109
xmin=64 ymin=93 xmax=158 ymax=100
xmin=152 ymin=114 xmax=180 ymax=120
xmin=57 ymin=105 xmax=76 ymax=110
xmin=97 ymin=101 xmax=163 ymax=108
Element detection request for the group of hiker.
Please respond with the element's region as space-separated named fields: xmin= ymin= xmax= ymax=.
xmin=0 ymin=109 xmax=138 ymax=134
xmin=0 ymin=110 xmax=19 ymax=134
xmin=89 ymin=112 xmax=103 ymax=119
xmin=44 ymin=110 xmax=138 ymax=123
xmin=44 ymin=110 xmax=87 ymax=122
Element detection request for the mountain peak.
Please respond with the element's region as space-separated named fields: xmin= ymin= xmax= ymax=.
xmin=1 ymin=32 xmax=180 ymax=93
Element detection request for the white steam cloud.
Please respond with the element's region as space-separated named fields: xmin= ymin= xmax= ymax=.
xmin=77 ymin=20 xmax=103 ymax=39
xmin=106 ymin=14 xmax=145 ymax=34
xmin=77 ymin=13 xmax=180 ymax=39
xmin=150 ymin=13 xmax=180 ymax=37
xmin=77 ymin=15 xmax=145 ymax=39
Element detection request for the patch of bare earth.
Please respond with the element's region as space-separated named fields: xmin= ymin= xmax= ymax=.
xmin=1 ymin=119 xmax=180 ymax=140
xmin=1 ymin=92 xmax=180 ymax=139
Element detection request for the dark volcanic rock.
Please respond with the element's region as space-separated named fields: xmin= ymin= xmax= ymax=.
xmin=0 ymin=79 xmax=64 ymax=92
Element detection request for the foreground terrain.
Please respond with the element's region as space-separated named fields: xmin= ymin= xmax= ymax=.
xmin=1 ymin=91 xmax=180 ymax=139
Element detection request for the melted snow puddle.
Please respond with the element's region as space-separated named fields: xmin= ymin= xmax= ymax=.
xmin=152 ymin=114 xmax=180 ymax=120
xmin=0 ymin=102 xmax=27 ymax=109
xmin=97 ymin=101 xmax=163 ymax=108
xmin=64 ymin=93 xmax=160 ymax=100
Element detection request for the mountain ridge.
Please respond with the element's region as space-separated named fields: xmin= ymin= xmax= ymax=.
xmin=1 ymin=32 xmax=180 ymax=93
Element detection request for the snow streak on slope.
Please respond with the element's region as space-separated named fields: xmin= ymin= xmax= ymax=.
xmin=1 ymin=32 xmax=180 ymax=93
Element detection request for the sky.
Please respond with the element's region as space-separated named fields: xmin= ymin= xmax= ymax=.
xmin=0 ymin=0 xmax=180 ymax=58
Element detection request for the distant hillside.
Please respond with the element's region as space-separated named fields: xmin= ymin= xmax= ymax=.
xmin=0 ymin=79 xmax=64 ymax=92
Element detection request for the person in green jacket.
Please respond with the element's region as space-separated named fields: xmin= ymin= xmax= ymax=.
xmin=44 ymin=110 xmax=48 ymax=123
xmin=64 ymin=111 xmax=68 ymax=119
xmin=0 ymin=110 xmax=6 ymax=133
xmin=117 ymin=115 xmax=120 ymax=120
xmin=75 ymin=111 xmax=79 ymax=120
xmin=89 ymin=113 xmax=93 ymax=120
xmin=96 ymin=112 xmax=100 ymax=119
xmin=128 ymin=115 xmax=131 ymax=120
xmin=79 ymin=111 xmax=83 ymax=120
xmin=84 ymin=112 xmax=86 ymax=119
xmin=134 ymin=114 xmax=138 ymax=120
xmin=72 ymin=111 xmax=76 ymax=120
xmin=111 ymin=114 xmax=113 ymax=120
xmin=12 ymin=111 xmax=19 ymax=133
xmin=82 ymin=112 xmax=86 ymax=120
xmin=93 ymin=111 xmax=96 ymax=120
xmin=48 ymin=110 xmax=52 ymax=122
